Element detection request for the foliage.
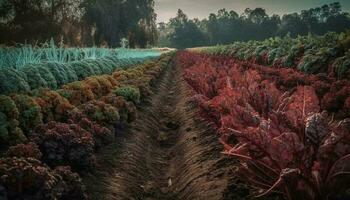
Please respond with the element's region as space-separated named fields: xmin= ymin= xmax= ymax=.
xmin=68 ymin=111 xmax=114 ymax=149
xmin=10 ymin=94 xmax=43 ymax=134
xmin=194 ymin=31 xmax=350 ymax=79
xmin=100 ymin=94 xmax=138 ymax=124
xmin=0 ymin=95 xmax=26 ymax=145
xmin=82 ymin=0 xmax=157 ymax=47
xmin=115 ymin=86 xmax=141 ymax=104
xmin=33 ymin=89 xmax=75 ymax=123
xmin=0 ymin=157 xmax=87 ymax=200
xmin=0 ymin=68 xmax=30 ymax=95
xmin=0 ymin=51 xmax=158 ymax=95
xmin=32 ymin=122 xmax=96 ymax=171
xmin=0 ymin=0 xmax=157 ymax=47
xmin=5 ymin=142 xmax=42 ymax=160
xmin=179 ymin=51 xmax=350 ymax=200
xmin=77 ymin=101 xmax=120 ymax=127
xmin=58 ymin=81 xmax=96 ymax=106
xmin=159 ymin=2 xmax=350 ymax=48
xmin=53 ymin=166 xmax=87 ymax=200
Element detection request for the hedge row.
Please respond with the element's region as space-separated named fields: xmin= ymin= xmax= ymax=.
xmin=0 ymin=55 xmax=159 ymax=95
xmin=0 ymin=53 xmax=173 ymax=199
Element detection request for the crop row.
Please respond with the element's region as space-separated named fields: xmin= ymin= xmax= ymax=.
xmin=0 ymin=53 xmax=173 ymax=199
xmin=192 ymin=32 xmax=350 ymax=79
xmin=178 ymin=51 xmax=350 ymax=200
xmin=0 ymin=39 xmax=162 ymax=70
xmin=0 ymin=54 xmax=159 ymax=95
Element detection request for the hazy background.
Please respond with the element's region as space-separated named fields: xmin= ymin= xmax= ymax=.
xmin=155 ymin=0 xmax=350 ymax=22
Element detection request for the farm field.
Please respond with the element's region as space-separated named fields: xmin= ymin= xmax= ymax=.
xmin=1 ymin=34 xmax=349 ymax=199
xmin=1 ymin=1 xmax=350 ymax=200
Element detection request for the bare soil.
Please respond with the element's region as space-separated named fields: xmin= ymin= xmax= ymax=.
xmin=83 ymin=60 xmax=250 ymax=200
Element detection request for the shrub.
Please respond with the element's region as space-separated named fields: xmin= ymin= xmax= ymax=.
xmin=0 ymin=95 xmax=26 ymax=145
xmin=36 ymin=64 xmax=58 ymax=89
xmin=5 ymin=142 xmax=42 ymax=160
xmin=68 ymin=111 xmax=114 ymax=149
xmin=333 ymin=54 xmax=350 ymax=79
xmin=53 ymin=166 xmax=87 ymax=200
xmin=21 ymin=64 xmax=49 ymax=89
xmin=58 ymin=63 xmax=78 ymax=83
xmin=84 ymin=75 xmax=115 ymax=98
xmin=114 ymin=86 xmax=140 ymax=104
xmin=0 ymin=157 xmax=87 ymax=200
xmin=33 ymin=89 xmax=74 ymax=123
xmin=10 ymin=94 xmax=43 ymax=134
xmin=85 ymin=59 xmax=102 ymax=75
xmin=70 ymin=60 xmax=95 ymax=80
xmin=0 ymin=68 xmax=30 ymax=94
xmin=101 ymin=94 xmax=138 ymax=123
xmin=78 ymin=100 xmax=120 ymax=126
xmin=58 ymin=81 xmax=95 ymax=106
xmin=44 ymin=62 xmax=70 ymax=87
xmin=33 ymin=122 xmax=96 ymax=171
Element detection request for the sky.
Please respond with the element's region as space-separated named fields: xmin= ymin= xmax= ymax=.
xmin=154 ymin=0 xmax=350 ymax=22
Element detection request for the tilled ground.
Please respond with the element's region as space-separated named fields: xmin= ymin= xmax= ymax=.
xmin=84 ymin=60 xmax=247 ymax=200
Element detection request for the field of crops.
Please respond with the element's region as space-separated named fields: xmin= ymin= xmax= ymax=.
xmin=0 ymin=44 xmax=162 ymax=95
xmin=179 ymin=33 xmax=350 ymax=199
xmin=0 ymin=45 xmax=174 ymax=198
xmin=0 ymin=32 xmax=350 ymax=200
xmin=192 ymin=32 xmax=350 ymax=79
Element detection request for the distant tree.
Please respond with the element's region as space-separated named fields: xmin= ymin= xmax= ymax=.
xmin=0 ymin=0 xmax=82 ymax=44
xmin=82 ymin=0 xmax=157 ymax=47
xmin=168 ymin=9 xmax=207 ymax=49
xmin=277 ymin=13 xmax=308 ymax=37
xmin=157 ymin=2 xmax=350 ymax=48
xmin=0 ymin=0 xmax=158 ymax=47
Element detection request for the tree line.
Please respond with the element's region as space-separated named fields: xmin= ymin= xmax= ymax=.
xmin=158 ymin=2 xmax=350 ymax=49
xmin=0 ymin=0 xmax=157 ymax=47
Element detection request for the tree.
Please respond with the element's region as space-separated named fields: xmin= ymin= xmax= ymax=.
xmin=0 ymin=0 xmax=82 ymax=44
xmin=82 ymin=0 xmax=157 ymax=47
xmin=278 ymin=13 xmax=309 ymax=37
xmin=0 ymin=0 xmax=158 ymax=47
xmin=168 ymin=9 xmax=207 ymax=49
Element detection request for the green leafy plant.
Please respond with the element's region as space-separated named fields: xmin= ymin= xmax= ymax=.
xmin=114 ymin=86 xmax=141 ymax=104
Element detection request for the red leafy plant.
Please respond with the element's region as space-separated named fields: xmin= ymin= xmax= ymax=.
xmin=0 ymin=157 xmax=87 ymax=200
xmin=68 ymin=110 xmax=114 ymax=149
xmin=180 ymin=52 xmax=350 ymax=200
xmin=32 ymin=122 xmax=96 ymax=171
xmin=218 ymin=83 xmax=350 ymax=200
xmin=77 ymin=100 xmax=120 ymax=127
xmin=5 ymin=142 xmax=42 ymax=160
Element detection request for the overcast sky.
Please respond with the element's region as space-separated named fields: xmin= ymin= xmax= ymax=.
xmin=155 ymin=0 xmax=350 ymax=22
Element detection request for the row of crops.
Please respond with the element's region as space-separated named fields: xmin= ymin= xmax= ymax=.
xmin=0 ymin=47 xmax=162 ymax=95
xmin=192 ymin=32 xmax=350 ymax=79
xmin=178 ymin=51 xmax=350 ymax=200
xmin=0 ymin=39 xmax=162 ymax=70
xmin=0 ymin=52 xmax=174 ymax=199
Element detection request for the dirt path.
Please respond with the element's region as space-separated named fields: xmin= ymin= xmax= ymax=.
xmin=84 ymin=60 xmax=244 ymax=200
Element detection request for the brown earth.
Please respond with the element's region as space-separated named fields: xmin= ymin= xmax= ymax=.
xmin=83 ymin=59 xmax=251 ymax=200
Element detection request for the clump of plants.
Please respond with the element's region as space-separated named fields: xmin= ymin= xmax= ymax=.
xmin=10 ymin=94 xmax=43 ymax=134
xmin=32 ymin=122 xmax=96 ymax=171
xmin=34 ymin=88 xmax=75 ymax=123
xmin=114 ymin=86 xmax=140 ymax=104
xmin=0 ymin=95 xmax=26 ymax=145
xmin=78 ymin=100 xmax=120 ymax=127
xmin=0 ymin=157 xmax=87 ymax=200
xmin=5 ymin=142 xmax=42 ymax=160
